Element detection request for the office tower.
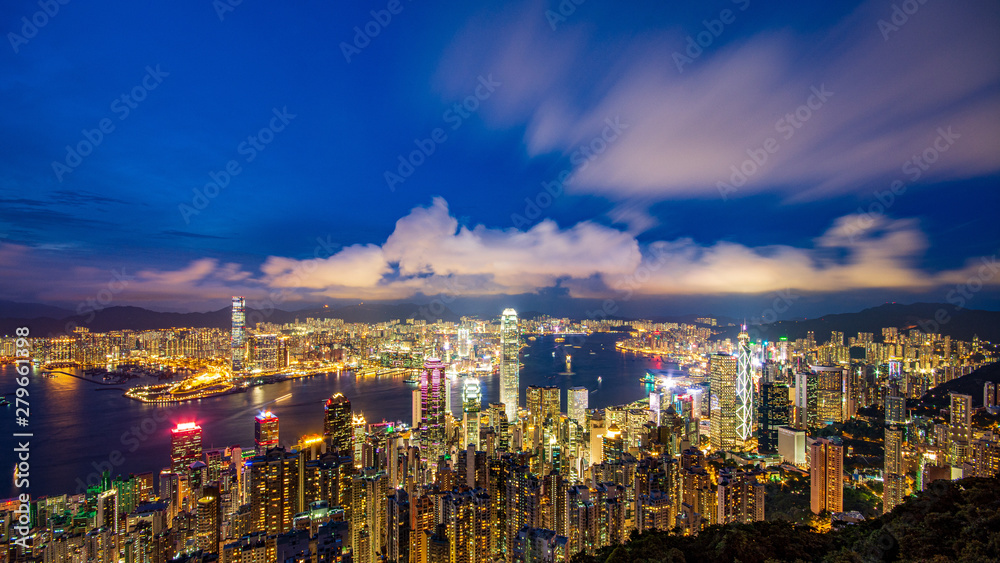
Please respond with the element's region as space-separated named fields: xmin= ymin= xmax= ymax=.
xmin=810 ymin=438 xmax=843 ymax=514
xmin=231 ymin=296 xmax=246 ymax=371
xmin=808 ymin=366 xmax=845 ymax=426
xmin=884 ymin=425 xmax=905 ymax=514
xmin=254 ymin=411 xmax=279 ymax=453
xmin=778 ymin=426 xmax=806 ymax=465
xmin=171 ymin=422 xmax=203 ymax=474
xmin=352 ymin=413 xmax=367 ymax=469
xmin=568 ymin=387 xmax=588 ymax=424
xmin=457 ymin=327 xmax=471 ymax=358
xmin=758 ymin=383 xmax=789 ymax=454
xmin=885 ymin=394 xmax=906 ymax=425
xmin=463 ymin=379 xmax=482 ymax=450
xmin=421 ymin=358 xmax=447 ymax=462
xmin=323 ymin=393 xmax=352 ymax=455
xmin=412 ymin=389 xmax=422 ymax=429
xmin=603 ymin=424 xmax=624 ymax=463
xmin=735 ymin=326 xmax=754 ymax=446
xmin=709 ymin=354 xmax=738 ymax=451
xmin=526 ymin=385 xmax=560 ymax=426
xmin=196 ymin=486 xmax=220 ymax=553
xmin=500 ymin=308 xmax=520 ymax=423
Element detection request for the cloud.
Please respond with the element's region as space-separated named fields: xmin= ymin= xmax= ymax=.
xmin=441 ymin=0 xmax=1000 ymax=201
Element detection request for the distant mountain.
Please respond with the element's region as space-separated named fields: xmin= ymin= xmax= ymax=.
xmin=0 ymin=301 xmax=74 ymax=319
xmin=0 ymin=302 xmax=459 ymax=336
xmin=718 ymin=303 xmax=1000 ymax=343
xmin=921 ymin=361 xmax=1000 ymax=408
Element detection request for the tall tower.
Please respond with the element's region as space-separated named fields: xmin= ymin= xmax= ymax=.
xmin=883 ymin=425 xmax=905 ymax=514
xmin=171 ymin=422 xmax=203 ymax=474
xmin=568 ymin=387 xmax=588 ymax=424
xmin=736 ymin=326 xmax=753 ymax=448
xmin=421 ymin=357 xmax=446 ymax=462
xmin=710 ymin=354 xmax=738 ymax=452
xmin=463 ymin=378 xmax=482 ymax=450
xmin=323 ymin=393 xmax=352 ymax=455
xmin=231 ymin=296 xmax=246 ymax=372
xmin=500 ymin=308 xmax=520 ymax=423
xmin=254 ymin=411 xmax=279 ymax=453
xmin=810 ymin=438 xmax=843 ymax=514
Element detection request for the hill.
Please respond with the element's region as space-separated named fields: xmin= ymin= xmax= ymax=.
xmin=920 ymin=361 xmax=1000 ymax=408
xmin=571 ymin=476 xmax=1000 ymax=563
xmin=718 ymin=303 xmax=1000 ymax=343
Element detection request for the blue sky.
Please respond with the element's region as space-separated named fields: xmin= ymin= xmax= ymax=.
xmin=1 ymin=0 xmax=999 ymax=316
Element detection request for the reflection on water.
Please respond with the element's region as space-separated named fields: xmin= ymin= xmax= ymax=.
xmin=0 ymin=333 xmax=665 ymax=497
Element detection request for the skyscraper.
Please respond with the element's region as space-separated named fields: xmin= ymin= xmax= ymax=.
xmin=500 ymin=308 xmax=520 ymax=423
xmin=421 ymin=357 xmax=447 ymax=462
xmin=735 ymin=327 xmax=754 ymax=446
xmin=758 ymin=383 xmax=789 ymax=454
xmin=883 ymin=425 xmax=905 ymax=514
xmin=810 ymin=438 xmax=843 ymax=514
xmin=710 ymin=354 xmax=738 ymax=452
xmin=254 ymin=411 xmax=279 ymax=453
xmin=231 ymin=296 xmax=246 ymax=372
xmin=171 ymin=422 xmax=203 ymax=474
xmin=324 ymin=393 xmax=352 ymax=455
xmin=463 ymin=379 xmax=482 ymax=450
xmin=568 ymin=387 xmax=588 ymax=424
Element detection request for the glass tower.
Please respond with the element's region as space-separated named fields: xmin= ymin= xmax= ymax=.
xmin=500 ymin=308 xmax=520 ymax=423
xmin=231 ymin=296 xmax=246 ymax=372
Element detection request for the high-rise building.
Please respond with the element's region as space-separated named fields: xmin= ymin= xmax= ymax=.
xmin=885 ymin=394 xmax=906 ymax=425
xmin=735 ymin=327 xmax=754 ymax=446
xmin=421 ymin=357 xmax=447 ymax=463
xmin=717 ymin=470 xmax=765 ymax=524
xmin=500 ymin=308 xmax=520 ymax=423
xmin=171 ymin=422 xmax=203 ymax=474
xmin=810 ymin=438 xmax=843 ymax=514
xmin=251 ymin=334 xmax=280 ymax=371
xmin=810 ymin=366 xmax=845 ymax=425
xmin=323 ymin=393 xmax=352 ymax=455
xmin=984 ymin=382 xmax=998 ymax=408
xmin=710 ymin=354 xmax=738 ymax=451
xmin=352 ymin=413 xmax=366 ymax=469
xmin=758 ymin=383 xmax=789 ymax=454
xmin=463 ymin=379 xmax=482 ymax=450
xmin=568 ymin=387 xmax=588 ymax=424
xmin=950 ymin=393 xmax=972 ymax=445
xmin=231 ymin=296 xmax=246 ymax=372
xmin=884 ymin=425 xmax=906 ymax=514
xmin=526 ymin=385 xmax=560 ymax=427
xmin=254 ymin=411 xmax=279 ymax=453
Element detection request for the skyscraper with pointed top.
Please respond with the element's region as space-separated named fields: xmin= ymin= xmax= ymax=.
xmin=500 ymin=308 xmax=520 ymax=423
xmin=231 ymin=296 xmax=246 ymax=372
xmin=736 ymin=324 xmax=754 ymax=448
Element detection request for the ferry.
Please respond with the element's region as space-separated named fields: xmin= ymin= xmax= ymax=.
xmin=404 ymin=376 xmax=419 ymax=384
xmin=597 ymin=376 xmax=602 ymax=383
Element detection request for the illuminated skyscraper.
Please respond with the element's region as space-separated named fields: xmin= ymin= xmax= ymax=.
xmin=323 ymin=393 xmax=352 ymax=455
xmin=810 ymin=438 xmax=843 ymax=514
xmin=352 ymin=413 xmax=366 ymax=469
xmin=758 ymin=383 xmax=789 ymax=454
xmin=710 ymin=354 xmax=738 ymax=452
xmin=457 ymin=327 xmax=471 ymax=358
xmin=500 ymin=308 xmax=520 ymax=423
xmin=254 ymin=411 xmax=279 ymax=453
xmin=463 ymin=379 xmax=482 ymax=450
xmin=735 ymin=326 xmax=753 ymax=446
xmin=171 ymin=422 xmax=203 ymax=474
xmin=884 ymin=425 xmax=906 ymax=514
xmin=231 ymin=296 xmax=246 ymax=372
xmin=251 ymin=334 xmax=280 ymax=371
xmin=421 ymin=357 xmax=447 ymax=462
xmin=568 ymin=387 xmax=588 ymax=424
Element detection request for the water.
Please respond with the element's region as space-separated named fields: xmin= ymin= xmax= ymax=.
xmin=0 ymin=333 xmax=667 ymax=498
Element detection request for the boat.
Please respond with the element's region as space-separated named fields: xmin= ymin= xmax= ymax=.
xmin=0 ymin=398 xmax=9 ymax=407
xmin=403 ymin=376 xmax=419 ymax=384
xmin=597 ymin=376 xmax=602 ymax=383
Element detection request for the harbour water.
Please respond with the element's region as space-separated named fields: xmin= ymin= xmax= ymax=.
xmin=0 ymin=333 xmax=670 ymax=497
